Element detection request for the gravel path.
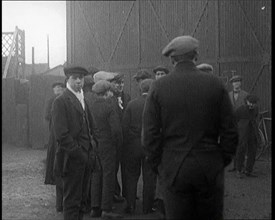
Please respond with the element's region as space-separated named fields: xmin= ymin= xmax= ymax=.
xmin=2 ymin=144 xmax=271 ymax=220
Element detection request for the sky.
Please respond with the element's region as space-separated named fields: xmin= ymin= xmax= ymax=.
xmin=2 ymin=1 xmax=66 ymax=68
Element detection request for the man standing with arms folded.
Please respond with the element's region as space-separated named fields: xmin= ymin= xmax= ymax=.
xmin=142 ymin=35 xmax=238 ymax=220
xmin=52 ymin=65 xmax=97 ymax=220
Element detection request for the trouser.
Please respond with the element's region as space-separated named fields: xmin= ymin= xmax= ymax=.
xmin=91 ymin=142 xmax=116 ymax=211
xmin=236 ymin=133 xmax=257 ymax=173
xmin=55 ymin=176 xmax=63 ymax=211
xmin=115 ymin=144 xmax=126 ymax=197
xmin=164 ymin=154 xmax=224 ymax=220
xmin=62 ymin=148 xmax=92 ymax=220
xmin=124 ymin=152 xmax=157 ymax=212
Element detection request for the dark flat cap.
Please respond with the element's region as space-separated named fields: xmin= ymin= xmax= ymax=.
xmin=140 ymin=78 xmax=154 ymax=93
xmin=162 ymin=35 xmax=199 ymax=57
xmin=153 ymin=66 xmax=169 ymax=74
xmin=110 ymin=73 xmax=124 ymax=83
xmin=52 ymin=82 xmax=65 ymax=88
xmin=64 ymin=65 xmax=89 ymax=77
xmin=92 ymin=80 xmax=113 ymax=94
xmin=245 ymin=94 xmax=259 ymax=104
xmin=196 ymin=63 xmax=213 ymax=72
xmin=229 ymin=75 xmax=242 ymax=83
xmin=133 ymin=69 xmax=152 ymax=81
xmin=93 ymin=71 xmax=114 ymax=83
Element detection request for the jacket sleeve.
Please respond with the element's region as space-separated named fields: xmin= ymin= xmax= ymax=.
xmin=52 ymin=97 xmax=79 ymax=154
xmin=122 ymin=104 xmax=131 ymax=145
xmin=108 ymin=105 xmax=123 ymax=147
xmin=142 ymin=82 xmax=163 ymax=169
xmin=219 ymin=87 xmax=239 ymax=167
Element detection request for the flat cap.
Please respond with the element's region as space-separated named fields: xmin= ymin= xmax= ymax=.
xmin=64 ymin=65 xmax=89 ymax=77
xmin=110 ymin=72 xmax=124 ymax=83
xmin=140 ymin=78 xmax=154 ymax=93
xmin=153 ymin=66 xmax=169 ymax=74
xmin=162 ymin=35 xmax=199 ymax=57
xmin=245 ymin=94 xmax=259 ymax=104
xmin=92 ymin=80 xmax=113 ymax=94
xmin=133 ymin=69 xmax=152 ymax=81
xmin=93 ymin=71 xmax=114 ymax=83
xmin=229 ymin=75 xmax=242 ymax=83
xmin=196 ymin=63 xmax=213 ymax=72
xmin=52 ymin=82 xmax=65 ymax=88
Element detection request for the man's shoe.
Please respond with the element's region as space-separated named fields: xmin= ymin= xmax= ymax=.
xmin=113 ymin=195 xmax=124 ymax=203
xmin=90 ymin=207 xmax=102 ymax=217
xmin=102 ymin=211 xmax=123 ymax=219
xmin=236 ymin=171 xmax=244 ymax=179
xmin=124 ymin=206 xmax=135 ymax=214
xmin=228 ymin=168 xmax=236 ymax=172
xmin=245 ymin=172 xmax=258 ymax=177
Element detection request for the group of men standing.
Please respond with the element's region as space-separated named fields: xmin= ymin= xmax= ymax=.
xmin=44 ymin=34 xmax=260 ymax=220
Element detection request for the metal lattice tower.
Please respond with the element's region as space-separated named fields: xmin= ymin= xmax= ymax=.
xmin=2 ymin=26 xmax=25 ymax=79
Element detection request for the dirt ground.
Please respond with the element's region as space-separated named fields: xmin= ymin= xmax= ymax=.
xmin=2 ymin=143 xmax=272 ymax=220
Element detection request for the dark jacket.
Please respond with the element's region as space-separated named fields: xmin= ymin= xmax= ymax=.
xmin=142 ymin=61 xmax=238 ymax=187
xmin=89 ymin=96 xmax=123 ymax=147
xmin=51 ymin=89 xmax=97 ymax=176
xmin=45 ymin=95 xmax=57 ymax=129
xmin=122 ymin=94 xmax=147 ymax=156
xmin=228 ymin=90 xmax=248 ymax=111
xmin=112 ymin=91 xmax=131 ymax=122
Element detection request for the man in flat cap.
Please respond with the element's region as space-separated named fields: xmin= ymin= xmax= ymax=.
xmin=44 ymin=82 xmax=65 ymax=213
xmin=142 ymin=35 xmax=238 ymax=220
xmin=51 ymin=65 xmax=97 ymax=220
xmin=228 ymin=74 xmax=249 ymax=172
xmin=196 ymin=63 xmax=214 ymax=74
xmin=234 ymin=94 xmax=260 ymax=178
xmin=89 ymin=80 xmax=123 ymax=219
xmin=153 ymin=66 xmax=169 ymax=80
xmin=93 ymin=71 xmax=114 ymax=83
xmin=109 ymin=72 xmax=131 ymax=202
xmin=122 ymin=79 xmax=156 ymax=215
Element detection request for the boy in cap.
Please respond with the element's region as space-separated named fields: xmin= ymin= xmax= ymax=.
xmin=109 ymin=72 xmax=131 ymax=202
xmin=89 ymin=80 xmax=123 ymax=219
xmin=228 ymin=74 xmax=249 ymax=172
xmin=153 ymin=66 xmax=169 ymax=80
xmin=44 ymin=82 xmax=65 ymax=213
xmin=122 ymin=79 xmax=156 ymax=215
xmin=51 ymin=65 xmax=97 ymax=220
xmin=143 ymin=35 xmax=238 ymax=220
xmin=234 ymin=94 xmax=260 ymax=178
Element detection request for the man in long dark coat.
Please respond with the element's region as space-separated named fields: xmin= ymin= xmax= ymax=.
xmin=44 ymin=82 xmax=65 ymax=213
xmin=122 ymin=79 xmax=156 ymax=214
xmin=89 ymin=80 xmax=123 ymax=219
xmin=52 ymin=65 xmax=96 ymax=220
xmin=142 ymin=35 xmax=238 ymax=220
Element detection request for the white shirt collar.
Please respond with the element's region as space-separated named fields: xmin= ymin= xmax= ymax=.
xmin=66 ymin=82 xmax=85 ymax=109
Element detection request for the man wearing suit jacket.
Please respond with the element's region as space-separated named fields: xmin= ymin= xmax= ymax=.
xmin=142 ymin=36 xmax=238 ymax=220
xmin=52 ymin=65 xmax=97 ymax=220
xmin=228 ymin=75 xmax=249 ymax=172
xmin=122 ymin=79 xmax=156 ymax=215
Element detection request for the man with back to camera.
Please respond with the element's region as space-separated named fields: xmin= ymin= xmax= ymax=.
xmin=51 ymin=65 xmax=97 ymax=220
xmin=228 ymin=74 xmax=249 ymax=172
xmin=142 ymin=35 xmax=238 ymax=220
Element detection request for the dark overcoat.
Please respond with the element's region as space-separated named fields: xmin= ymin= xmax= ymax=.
xmin=228 ymin=90 xmax=248 ymax=111
xmin=142 ymin=61 xmax=239 ymax=188
xmin=52 ymin=89 xmax=97 ymax=176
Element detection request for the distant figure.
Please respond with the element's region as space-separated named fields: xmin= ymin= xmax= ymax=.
xmin=52 ymin=65 xmax=97 ymax=220
xmin=153 ymin=66 xmax=169 ymax=80
xmin=196 ymin=63 xmax=214 ymax=74
xmin=143 ymin=35 xmax=238 ymax=220
xmin=228 ymin=75 xmax=249 ymax=172
xmin=122 ymin=79 xmax=156 ymax=214
xmin=235 ymin=95 xmax=260 ymax=178
xmin=133 ymin=69 xmax=152 ymax=87
xmin=44 ymin=82 xmax=65 ymax=213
